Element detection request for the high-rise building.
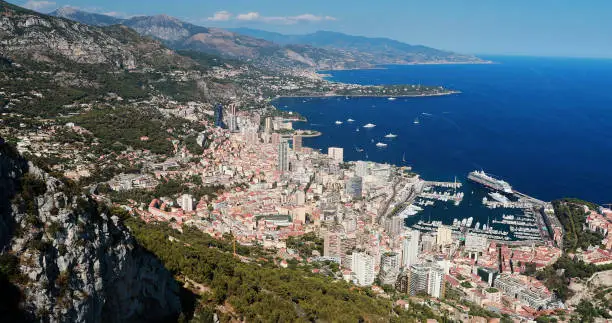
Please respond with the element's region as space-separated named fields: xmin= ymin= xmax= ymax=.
xmin=436 ymin=225 xmax=452 ymax=246
xmin=395 ymin=271 xmax=410 ymax=293
xmin=214 ymin=103 xmax=224 ymax=128
xmin=351 ymin=252 xmax=375 ymax=286
xmin=264 ymin=117 xmax=272 ymax=134
xmin=295 ymin=190 xmax=306 ymax=205
xmin=271 ymin=133 xmax=281 ymax=146
xmin=427 ymin=265 xmax=445 ymax=298
xmin=345 ymin=176 xmax=363 ymax=199
xmin=278 ymin=140 xmax=289 ymax=172
xmin=328 ymin=147 xmax=344 ymax=163
xmin=402 ymin=230 xmax=421 ymax=268
xmin=409 ymin=263 xmax=429 ymax=296
xmin=381 ymin=252 xmax=400 ymax=271
xmin=179 ymin=194 xmax=194 ymax=212
xmin=380 ymin=252 xmax=401 ymax=285
xmin=355 ymin=160 xmax=368 ymax=177
xmin=385 ymin=215 xmax=406 ymax=237
xmin=293 ymin=134 xmax=302 ymax=152
xmin=228 ymin=115 xmax=238 ymax=132
xmin=421 ymin=233 xmax=436 ymax=252
xmin=323 ymin=232 xmax=342 ymax=258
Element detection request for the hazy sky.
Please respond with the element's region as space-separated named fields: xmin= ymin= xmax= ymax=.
xmin=17 ymin=0 xmax=612 ymax=58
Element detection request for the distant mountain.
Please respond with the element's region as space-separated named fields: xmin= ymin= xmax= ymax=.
xmin=50 ymin=6 xmax=123 ymax=26
xmin=51 ymin=7 xmax=486 ymax=69
xmin=50 ymin=8 xmax=375 ymax=70
xmin=231 ymin=28 xmax=487 ymax=65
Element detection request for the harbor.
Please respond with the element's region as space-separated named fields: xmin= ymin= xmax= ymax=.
xmin=405 ymin=170 xmax=556 ymax=245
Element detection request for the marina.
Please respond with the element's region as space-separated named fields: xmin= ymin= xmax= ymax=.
xmin=405 ymin=171 xmax=554 ymax=244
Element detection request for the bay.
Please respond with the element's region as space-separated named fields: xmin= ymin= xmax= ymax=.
xmin=276 ymin=56 xmax=612 ymax=208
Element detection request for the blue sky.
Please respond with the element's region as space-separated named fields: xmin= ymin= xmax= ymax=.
xmin=16 ymin=0 xmax=612 ymax=58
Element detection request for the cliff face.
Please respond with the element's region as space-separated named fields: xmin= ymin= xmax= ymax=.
xmin=0 ymin=142 xmax=181 ymax=322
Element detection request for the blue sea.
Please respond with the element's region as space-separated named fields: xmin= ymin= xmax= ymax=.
xmin=275 ymin=56 xmax=612 ymax=210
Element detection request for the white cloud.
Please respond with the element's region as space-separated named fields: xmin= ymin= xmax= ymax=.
xmin=236 ymin=12 xmax=260 ymax=21
xmin=23 ymin=0 xmax=56 ymax=11
xmin=234 ymin=12 xmax=337 ymax=25
xmin=207 ymin=10 xmax=232 ymax=22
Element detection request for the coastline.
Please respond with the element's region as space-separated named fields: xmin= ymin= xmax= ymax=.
xmin=317 ymin=60 xmax=495 ymax=74
xmin=275 ymin=90 xmax=461 ymax=99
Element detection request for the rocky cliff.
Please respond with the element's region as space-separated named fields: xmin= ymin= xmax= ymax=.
xmin=0 ymin=141 xmax=182 ymax=322
xmin=0 ymin=1 xmax=193 ymax=70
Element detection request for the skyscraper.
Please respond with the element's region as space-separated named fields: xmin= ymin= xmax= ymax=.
xmin=436 ymin=225 xmax=452 ymax=246
xmin=355 ymin=160 xmax=368 ymax=177
xmin=402 ymin=230 xmax=421 ymax=268
xmin=264 ymin=117 xmax=272 ymax=133
xmin=345 ymin=176 xmax=363 ymax=199
xmin=180 ymin=194 xmax=194 ymax=212
xmin=385 ymin=215 xmax=406 ymax=237
xmin=380 ymin=252 xmax=401 ymax=285
xmin=328 ymin=147 xmax=344 ymax=163
xmin=271 ymin=133 xmax=281 ymax=146
xmin=427 ymin=265 xmax=445 ymax=298
xmin=409 ymin=263 xmax=429 ymax=296
xmin=323 ymin=232 xmax=342 ymax=258
xmin=351 ymin=252 xmax=375 ymax=286
xmin=214 ymin=103 xmax=224 ymax=128
xmin=278 ymin=140 xmax=289 ymax=172
xmin=293 ymin=134 xmax=302 ymax=152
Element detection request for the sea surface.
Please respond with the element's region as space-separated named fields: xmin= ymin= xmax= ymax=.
xmin=275 ymin=56 xmax=612 ymax=225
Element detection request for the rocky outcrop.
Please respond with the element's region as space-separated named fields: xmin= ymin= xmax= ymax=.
xmin=0 ymin=1 xmax=193 ymax=70
xmin=0 ymin=141 xmax=182 ymax=322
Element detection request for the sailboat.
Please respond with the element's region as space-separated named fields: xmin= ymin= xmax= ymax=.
xmin=402 ymin=153 xmax=406 ymax=163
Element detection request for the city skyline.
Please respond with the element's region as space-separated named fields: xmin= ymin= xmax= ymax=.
xmin=14 ymin=0 xmax=612 ymax=58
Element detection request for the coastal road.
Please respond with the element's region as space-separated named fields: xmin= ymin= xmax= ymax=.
xmin=377 ymin=178 xmax=400 ymax=225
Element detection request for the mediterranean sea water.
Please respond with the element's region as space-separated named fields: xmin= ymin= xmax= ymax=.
xmin=276 ymin=56 xmax=612 ymax=225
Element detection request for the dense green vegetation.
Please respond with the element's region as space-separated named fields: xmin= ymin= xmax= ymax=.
xmin=104 ymin=179 xmax=223 ymax=204
xmin=553 ymin=199 xmax=604 ymax=252
xmin=285 ymin=232 xmax=323 ymax=257
xmin=124 ymin=218 xmax=442 ymax=322
xmin=530 ymin=255 xmax=612 ymax=301
xmin=70 ymin=106 xmax=178 ymax=155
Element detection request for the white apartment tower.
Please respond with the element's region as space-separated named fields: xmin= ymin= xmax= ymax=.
xmin=351 ymin=252 xmax=375 ymax=286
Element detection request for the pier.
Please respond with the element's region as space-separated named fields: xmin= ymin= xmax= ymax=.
xmin=423 ymin=180 xmax=463 ymax=189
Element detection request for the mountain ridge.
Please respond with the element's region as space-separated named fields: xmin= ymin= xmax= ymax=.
xmin=230 ymin=28 xmax=488 ymax=65
xmin=49 ymin=7 xmax=487 ymax=70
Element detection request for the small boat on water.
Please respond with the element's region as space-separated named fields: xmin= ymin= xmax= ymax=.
xmin=356 ymin=148 xmax=364 ymax=152
xmin=376 ymin=142 xmax=388 ymax=147
xmin=363 ymin=123 xmax=376 ymax=128
xmin=422 ymin=112 xmax=432 ymax=116
xmin=388 ymin=97 xmax=397 ymax=101
xmin=384 ymin=133 xmax=398 ymax=138
xmin=356 ymin=128 xmax=360 ymax=132
xmin=413 ymin=117 xmax=420 ymax=125
xmin=335 ymin=121 xmax=343 ymax=125
xmin=347 ymin=118 xmax=355 ymax=123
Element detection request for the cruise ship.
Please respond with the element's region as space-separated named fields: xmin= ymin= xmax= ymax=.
xmin=363 ymin=123 xmax=376 ymax=128
xmin=468 ymin=170 xmax=513 ymax=193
